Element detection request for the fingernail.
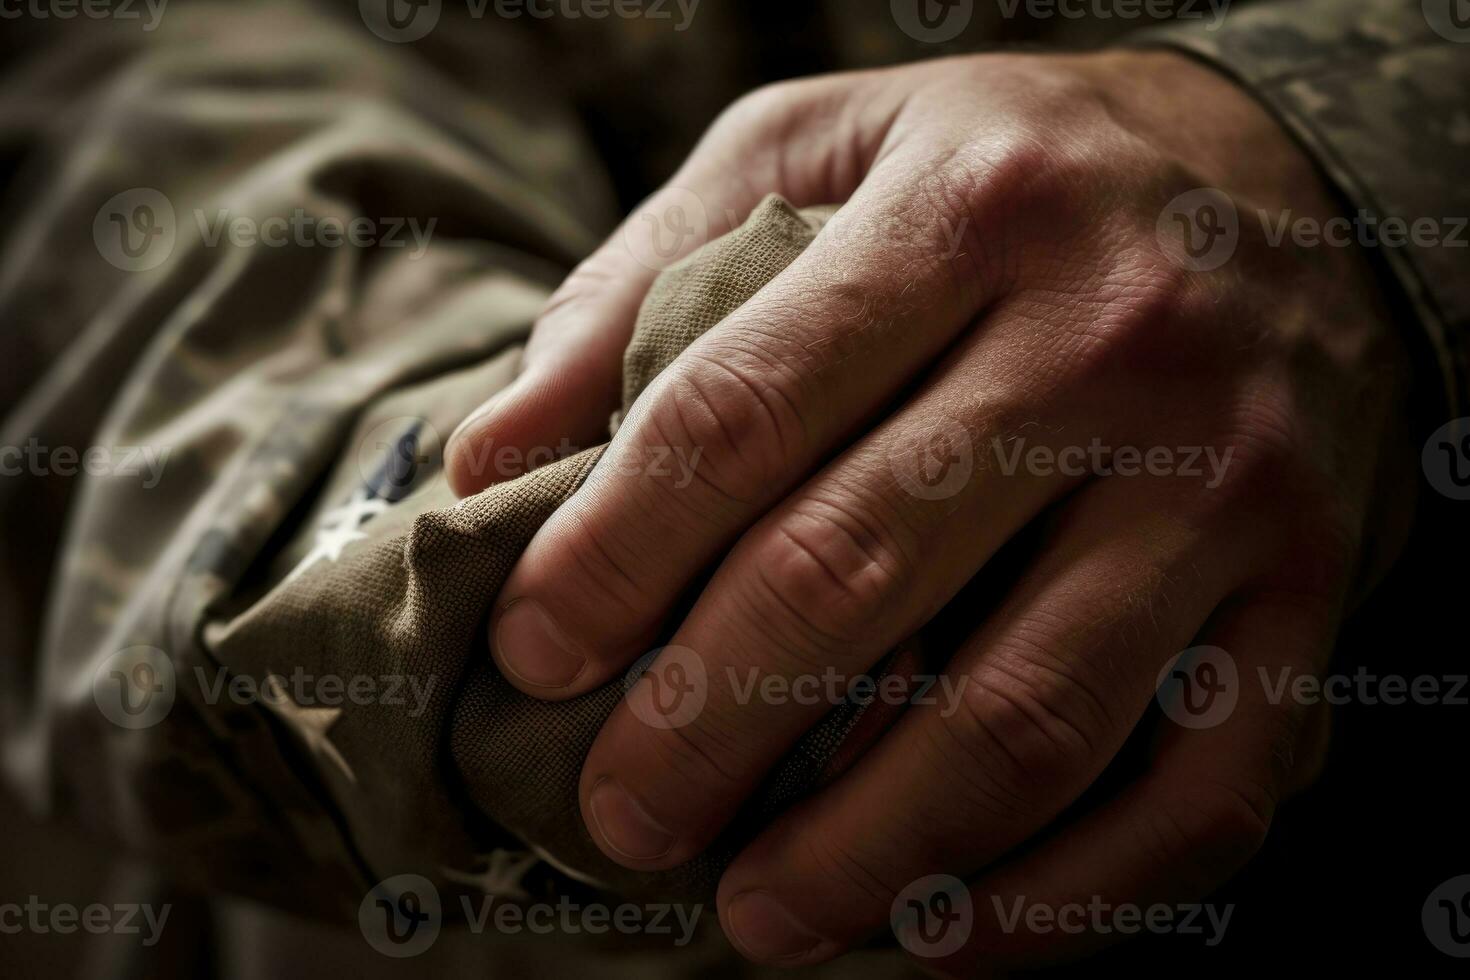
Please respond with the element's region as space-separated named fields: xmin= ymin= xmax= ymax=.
xmin=493 ymin=597 xmax=587 ymax=689
xmin=587 ymin=776 xmax=676 ymax=862
xmin=725 ymin=890 xmax=834 ymax=963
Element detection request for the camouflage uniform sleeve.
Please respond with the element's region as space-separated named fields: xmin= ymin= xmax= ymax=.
xmin=1137 ymin=0 xmax=1470 ymax=416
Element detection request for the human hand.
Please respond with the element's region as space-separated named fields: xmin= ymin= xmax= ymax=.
xmin=445 ymin=50 xmax=1414 ymax=972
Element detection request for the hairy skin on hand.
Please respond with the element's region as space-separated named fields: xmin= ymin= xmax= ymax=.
xmin=445 ymin=50 xmax=1413 ymax=973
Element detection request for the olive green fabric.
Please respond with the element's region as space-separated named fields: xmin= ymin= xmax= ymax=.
xmin=0 ymin=0 xmax=875 ymax=929
xmin=208 ymin=196 xmax=866 ymax=907
xmin=0 ymin=0 xmax=613 ymax=918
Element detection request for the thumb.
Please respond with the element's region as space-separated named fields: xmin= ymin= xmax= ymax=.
xmin=444 ymin=181 xmax=733 ymax=497
xmin=445 ymin=74 xmax=899 ymax=496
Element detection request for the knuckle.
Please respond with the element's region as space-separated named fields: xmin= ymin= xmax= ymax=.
xmin=745 ymin=496 xmax=914 ymax=656
xmin=536 ymin=508 xmax=657 ymax=641
xmin=717 ymin=77 xmax=827 ymax=138
xmin=631 ymin=708 xmax=749 ymax=791
xmin=552 ymin=250 xmax=625 ymax=303
xmin=652 ymin=714 xmax=746 ymax=787
xmin=705 ymin=82 xmax=809 ymax=161
xmin=724 ymin=80 xmax=796 ymax=124
xmin=956 ymin=114 xmax=1112 ymax=232
xmin=1023 ymin=248 xmax=1229 ymax=404
xmin=977 ymin=135 xmax=1074 ymax=215
xmin=640 ymin=351 xmax=806 ymax=504
xmin=896 ymin=121 xmax=1123 ymax=309
xmin=1224 ymin=391 xmax=1303 ymax=481
xmin=1217 ymin=391 xmax=1362 ymax=573
xmin=699 ymin=75 xmax=860 ymax=201
xmin=1064 ymin=262 xmax=1201 ymax=376
xmin=535 ymin=247 xmax=641 ymax=329
xmin=798 ymin=830 xmax=906 ymax=907
xmin=1150 ymin=779 xmax=1273 ymax=877
xmin=938 ymin=659 xmax=1101 ymax=821
xmin=1256 ymin=690 xmax=1312 ymax=795
xmin=1186 ymin=393 xmax=1306 ymax=527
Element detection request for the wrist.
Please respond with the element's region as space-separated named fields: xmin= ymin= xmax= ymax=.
xmin=1071 ymin=49 xmax=1334 ymax=219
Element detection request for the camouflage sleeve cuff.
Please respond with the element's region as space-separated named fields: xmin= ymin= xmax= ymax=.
xmin=1133 ymin=0 xmax=1470 ymax=416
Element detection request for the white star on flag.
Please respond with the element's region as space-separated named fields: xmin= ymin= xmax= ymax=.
xmin=442 ymin=849 xmax=541 ymax=899
xmin=286 ymin=488 xmax=389 ymax=582
xmin=262 ymin=674 xmax=356 ymax=783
